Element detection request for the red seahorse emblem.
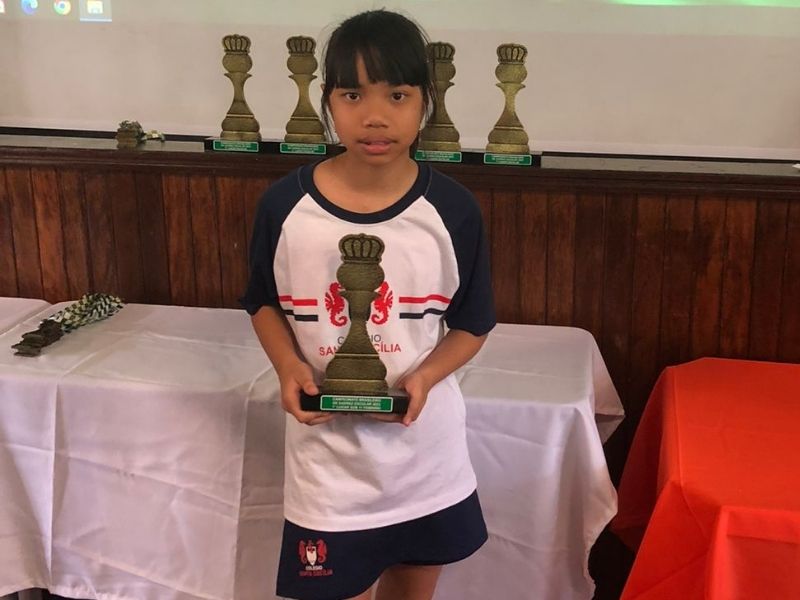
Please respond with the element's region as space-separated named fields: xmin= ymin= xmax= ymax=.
xmin=324 ymin=282 xmax=347 ymax=327
xmin=371 ymin=281 xmax=393 ymax=325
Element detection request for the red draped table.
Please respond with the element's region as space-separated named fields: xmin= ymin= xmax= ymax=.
xmin=613 ymin=358 xmax=800 ymax=600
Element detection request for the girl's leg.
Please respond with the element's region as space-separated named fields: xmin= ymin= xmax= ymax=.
xmin=374 ymin=564 xmax=442 ymax=600
xmin=346 ymin=585 xmax=374 ymax=600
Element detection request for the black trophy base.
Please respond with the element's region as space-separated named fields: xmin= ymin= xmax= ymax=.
xmin=300 ymin=391 xmax=409 ymax=414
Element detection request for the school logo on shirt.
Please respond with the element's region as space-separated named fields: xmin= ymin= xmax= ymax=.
xmin=298 ymin=539 xmax=333 ymax=577
xmin=324 ymin=280 xmax=394 ymax=327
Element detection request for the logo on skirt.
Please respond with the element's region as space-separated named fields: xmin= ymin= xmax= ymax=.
xmin=299 ymin=539 xmax=334 ymax=577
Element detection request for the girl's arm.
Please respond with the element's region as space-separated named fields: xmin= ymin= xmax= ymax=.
xmin=385 ymin=329 xmax=488 ymax=426
xmin=251 ymin=305 xmax=335 ymax=426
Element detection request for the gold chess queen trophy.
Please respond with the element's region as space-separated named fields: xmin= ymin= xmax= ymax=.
xmin=486 ymin=43 xmax=530 ymax=156
xmin=285 ymin=36 xmax=325 ymax=144
xmin=300 ymin=234 xmax=409 ymax=414
xmin=220 ymin=34 xmax=261 ymax=142
xmin=418 ymin=42 xmax=461 ymax=154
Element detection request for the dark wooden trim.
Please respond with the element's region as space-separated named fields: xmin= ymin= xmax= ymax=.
xmin=1 ymin=139 xmax=798 ymax=197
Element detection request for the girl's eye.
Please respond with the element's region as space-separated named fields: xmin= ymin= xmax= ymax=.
xmin=344 ymin=92 xmax=360 ymax=101
xmin=391 ymin=92 xmax=407 ymax=102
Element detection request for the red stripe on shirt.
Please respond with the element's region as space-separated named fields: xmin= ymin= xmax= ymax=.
xmin=398 ymin=295 xmax=451 ymax=304
xmin=278 ymin=296 xmax=318 ymax=307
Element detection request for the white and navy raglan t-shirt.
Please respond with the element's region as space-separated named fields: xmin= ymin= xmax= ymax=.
xmin=241 ymin=161 xmax=496 ymax=531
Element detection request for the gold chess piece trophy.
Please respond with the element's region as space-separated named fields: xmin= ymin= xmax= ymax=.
xmin=323 ymin=234 xmax=388 ymax=396
xmin=220 ymin=34 xmax=261 ymax=142
xmin=486 ymin=43 xmax=530 ymax=155
xmin=285 ymin=36 xmax=325 ymax=144
xmin=418 ymin=42 xmax=460 ymax=153
xmin=300 ymin=234 xmax=408 ymax=414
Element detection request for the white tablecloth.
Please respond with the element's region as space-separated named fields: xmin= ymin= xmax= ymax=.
xmin=0 ymin=298 xmax=51 ymax=336
xmin=0 ymin=302 xmax=623 ymax=600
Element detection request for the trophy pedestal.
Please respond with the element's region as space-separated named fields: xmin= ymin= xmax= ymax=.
xmin=300 ymin=391 xmax=410 ymax=414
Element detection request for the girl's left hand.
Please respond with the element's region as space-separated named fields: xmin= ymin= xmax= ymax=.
xmin=368 ymin=369 xmax=432 ymax=426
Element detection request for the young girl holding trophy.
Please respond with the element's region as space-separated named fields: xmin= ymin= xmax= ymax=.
xmin=241 ymin=9 xmax=495 ymax=600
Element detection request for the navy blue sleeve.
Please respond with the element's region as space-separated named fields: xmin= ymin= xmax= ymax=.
xmin=427 ymin=169 xmax=496 ymax=336
xmin=239 ymin=167 xmax=306 ymax=315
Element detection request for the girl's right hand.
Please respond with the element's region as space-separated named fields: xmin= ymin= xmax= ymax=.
xmin=278 ymin=360 xmax=336 ymax=426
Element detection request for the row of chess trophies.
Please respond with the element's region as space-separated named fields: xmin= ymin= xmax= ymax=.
xmin=217 ymin=34 xmax=534 ymax=165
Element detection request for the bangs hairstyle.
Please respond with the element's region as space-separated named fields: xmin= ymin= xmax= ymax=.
xmin=320 ymin=10 xmax=435 ymax=141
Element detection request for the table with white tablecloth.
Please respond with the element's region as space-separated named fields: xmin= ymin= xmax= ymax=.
xmin=0 ymin=301 xmax=623 ymax=600
xmin=0 ymin=298 xmax=51 ymax=335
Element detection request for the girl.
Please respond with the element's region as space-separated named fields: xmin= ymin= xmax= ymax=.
xmin=241 ymin=9 xmax=495 ymax=600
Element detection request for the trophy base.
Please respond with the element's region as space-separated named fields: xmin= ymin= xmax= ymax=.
xmin=300 ymin=391 xmax=410 ymax=414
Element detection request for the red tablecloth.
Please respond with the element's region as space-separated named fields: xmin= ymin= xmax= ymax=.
xmin=613 ymin=358 xmax=800 ymax=600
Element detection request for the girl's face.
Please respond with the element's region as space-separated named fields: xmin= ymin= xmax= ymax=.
xmin=327 ymin=55 xmax=425 ymax=167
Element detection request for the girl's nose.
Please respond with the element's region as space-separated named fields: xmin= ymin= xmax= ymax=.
xmin=362 ymin=100 xmax=389 ymax=128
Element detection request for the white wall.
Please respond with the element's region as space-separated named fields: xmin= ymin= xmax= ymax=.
xmin=1 ymin=0 xmax=799 ymax=159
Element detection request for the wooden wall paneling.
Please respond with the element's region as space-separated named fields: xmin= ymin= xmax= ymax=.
xmin=778 ymin=201 xmax=800 ymax=362
xmin=189 ymin=176 xmax=223 ymax=308
xmin=31 ymin=169 xmax=70 ymax=302
xmin=600 ymin=193 xmax=636 ymax=399
xmin=719 ymin=198 xmax=757 ymax=357
xmin=545 ymin=192 xmax=576 ymax=326
xmin=162 ymin=174 xmax=196 ymax=307
xmin=0 ymin=168 xmax=19 ymax=296
xmin=216 ymin=176 xmax=250 ymax=309
xmin=84 ymin=173 xmax=119 ymax=296
xmin=627 ymin=194 xmax=666 ymax=419
xmin=58 ymin=170 xmax=91 ymax=299
xmin=517 ymin=190 xmax=547 ymax=324
xmin=573 ymin=192 xmax=606 ymax=338
xmin=488 ymin=190 xmax=522 ymax=323
xmin=658 ymin=195 xmax=696 ymax=367
xmin=243 ymin=177 xmax=270 ymax=237
xmin=748 ymin=198 xmax=789 ymax=359
xmin=6 ymin=168 xmax=43 ymax=299
xmin=689 ymin=196 xmax=726 ymax=359
xmin=135 ymin=173 xmax=171 ymax=305
xmin=107 ymin=172 xmax=145 ymax=303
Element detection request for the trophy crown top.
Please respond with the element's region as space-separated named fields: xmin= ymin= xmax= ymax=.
xmin=222 ymin=34 xmax=251 ymax=53
xmin=340 ymin=234 xmax=385 ymax=262
xmin=287 ymin=36 xmax=316 ymax=54
xmin=497 ymin=43 xmax=528 ymax=63
xmin=428 ymin=42 xmax=455 ymax=61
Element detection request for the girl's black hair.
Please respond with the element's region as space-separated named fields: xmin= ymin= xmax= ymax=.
xmin=320 ymin=9 xmax=435 ymax=142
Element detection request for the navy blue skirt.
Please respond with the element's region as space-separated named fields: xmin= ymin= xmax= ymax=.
xmin=276 ymin=490 xmax=487 ymax=600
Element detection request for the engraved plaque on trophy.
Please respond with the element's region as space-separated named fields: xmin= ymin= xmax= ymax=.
xmin=300 ymin=234 xmax=409 ymax=414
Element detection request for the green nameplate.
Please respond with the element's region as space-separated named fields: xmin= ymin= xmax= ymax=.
xmin=415 ymin=150 xmax=463 ymax=163
xmin=212 ymin=140 xmax=260 ymax=153
xmin=280 ymin=142 xmax=327 ymax=155
xmin=483 ymin=153 xmax=533 ymax=166
xmin=320 ymin=395 xmax=394 ymax=412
